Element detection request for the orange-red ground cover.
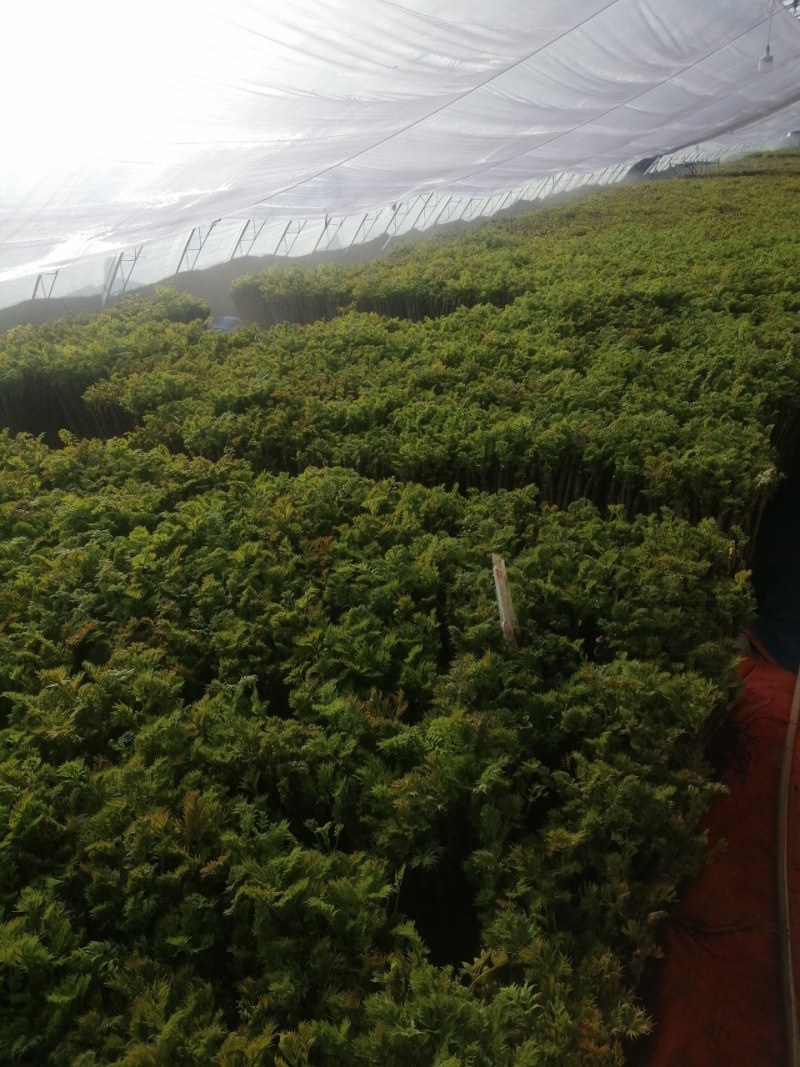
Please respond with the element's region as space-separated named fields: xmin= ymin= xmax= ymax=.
xmin=636 ymin=656 xmax=799 ymax=1067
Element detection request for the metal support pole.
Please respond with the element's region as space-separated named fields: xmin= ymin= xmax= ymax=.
xmin=229 ymin=219 xmax=267 ymax=261
xmin=103 ymin=246 xmax=142 ymax=305
xmin=274 ymin=219 xmax=308 ymax=256
xmin=32 ymin=271 xmax=59 ymax=300
xmin=176 ymin=220 xmax=220 ymax=274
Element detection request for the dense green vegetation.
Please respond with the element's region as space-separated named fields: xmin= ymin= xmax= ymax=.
xmin=192 ymin=155 xmax=799 ymax=539
xmin=0 ymin=152 xmax=798 ymax=1064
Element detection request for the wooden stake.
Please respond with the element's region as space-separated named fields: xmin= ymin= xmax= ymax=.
xmin=491 ymin=554 xmax=520 ymax=649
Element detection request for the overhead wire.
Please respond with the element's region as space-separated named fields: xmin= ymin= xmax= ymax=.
xmin=252 ymin=0 xmax=623 ymax=205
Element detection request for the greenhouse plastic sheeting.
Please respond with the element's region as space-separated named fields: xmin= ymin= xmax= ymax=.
xmin=2 ymin=0 xmax=800 ymax=308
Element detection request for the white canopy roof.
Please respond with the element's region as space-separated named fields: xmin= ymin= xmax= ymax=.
xmin=2 ymin=0 xmax=799 ymax=308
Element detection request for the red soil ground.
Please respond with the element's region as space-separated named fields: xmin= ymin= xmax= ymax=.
xmin=634 ymin=655 xmax=800 ymax=1067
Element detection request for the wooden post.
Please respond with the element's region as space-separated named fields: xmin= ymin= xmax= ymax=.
xmin=491 ymin=554 xmax=520 ymax=649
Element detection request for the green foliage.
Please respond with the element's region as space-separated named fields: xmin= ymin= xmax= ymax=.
xmin=0 ymin=155 xmax=795 ymax=1062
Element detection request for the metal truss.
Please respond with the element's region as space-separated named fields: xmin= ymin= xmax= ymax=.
xmin=273 ymin=219 xmax=308 ymax=256
xmin=514 ymin=180 xmax=538 ymax=202
xmin=647 ymin=148 xmax=725 ymax=178
xmin=229 ymin=219 xmax=268 ymax=261
xmin=561 ymin=173 xmax=582 ymax=194
xmin=349 ymin=210 xmax=385 ymax=248
xmin=385 ymin=200 xmax=413 ymax=237
xmin=386 ymin=192 xmax=444 ymax=235
xmin=312 ymin=215 xmax=345 ymax=253
xmin=176 ymin=220 xmax=220 ymax=273
xmin=31 ymin=271 xmax=59 ymax=300
xmin=414 ymin=193 xmax=445 ymax=230
xmin=103 ymin=245 xmax=143 ymax=305
xmin=594 ymin=163 xmax=625 ymax=183
xmin=491 ymin=189 xmax=518 ymax=215
xmin=436 ymin=197 xmax=467 ymax=226
xmin=460 ymin=199 xmax=483 ymax=222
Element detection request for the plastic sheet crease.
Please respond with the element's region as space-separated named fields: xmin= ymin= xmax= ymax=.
xmin=1 ymin=0 xmax=799 ymax=307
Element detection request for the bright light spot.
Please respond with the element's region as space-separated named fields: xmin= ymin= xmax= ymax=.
xmin=0 ymin=1 xmax=204 ymax=167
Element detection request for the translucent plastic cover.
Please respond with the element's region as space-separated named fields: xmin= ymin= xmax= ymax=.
xmin=2 ymin=0 xmax=799 ymax=307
